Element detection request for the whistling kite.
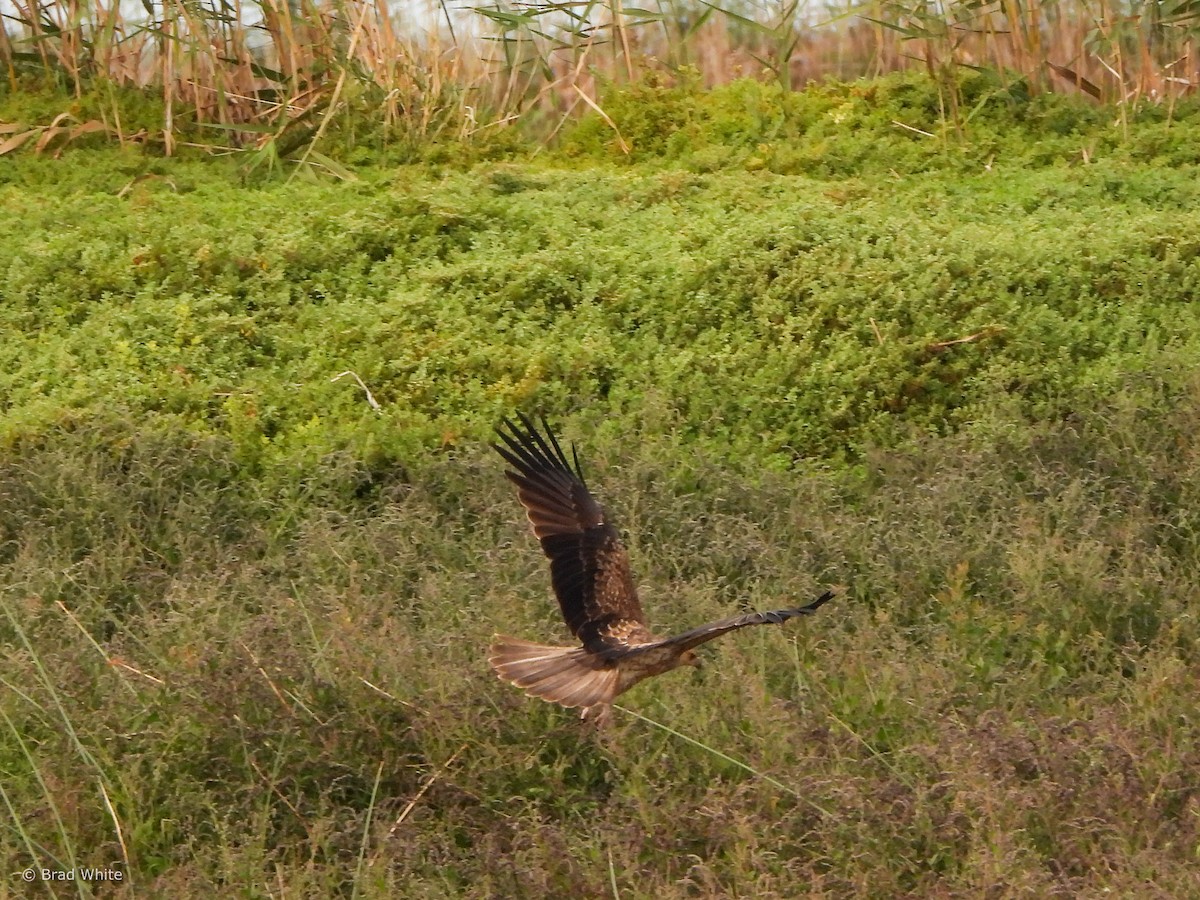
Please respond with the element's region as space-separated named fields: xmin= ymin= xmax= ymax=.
xmin=489 ymin=413 xmax=835 ymax=722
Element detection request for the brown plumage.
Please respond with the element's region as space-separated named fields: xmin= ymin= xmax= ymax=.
xmin=489 ymin=413 xmax=835 ymax=722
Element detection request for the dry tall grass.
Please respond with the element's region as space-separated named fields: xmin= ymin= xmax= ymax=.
xmin=2 ymin=1 xmax=1199 ymax=151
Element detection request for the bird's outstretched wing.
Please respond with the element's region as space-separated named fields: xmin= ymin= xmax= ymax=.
xmin=617 ymin=590 xmax=837 ymax=659
xmin=493 ymin=413 xmax=649 ymax=652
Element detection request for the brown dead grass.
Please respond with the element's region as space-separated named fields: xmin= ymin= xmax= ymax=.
xmin=3 ymin=0 xmax=1199 ymax=158
xmin=3 ymin=375 xmax=1199 ymax=895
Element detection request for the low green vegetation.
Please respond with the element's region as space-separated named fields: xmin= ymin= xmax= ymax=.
xmin=560 ymin=71 xmax=1200 ymax=174
xmin=2 ymin=76 xmax=1199 ymax=895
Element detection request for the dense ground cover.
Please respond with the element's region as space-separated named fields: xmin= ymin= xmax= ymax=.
xmin=2 ymin=77 xmax=1200 ymax=895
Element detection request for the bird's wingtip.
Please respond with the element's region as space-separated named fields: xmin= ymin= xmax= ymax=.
xmin=796 ymin=586 xmax=841 ymax=614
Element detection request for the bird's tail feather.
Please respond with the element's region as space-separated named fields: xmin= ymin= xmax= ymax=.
xmin=489 ymin=636 xmax=619 ymax=710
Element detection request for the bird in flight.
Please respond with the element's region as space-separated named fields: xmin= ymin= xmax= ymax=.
xmin=488 ymin=413 xmax=835 ymax=723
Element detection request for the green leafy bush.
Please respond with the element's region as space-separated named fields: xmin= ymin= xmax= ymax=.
xmin=4 ymin=154 xmax=1200 ymax=479
xmin=559 ymin=71 xmax=1200 ymax=175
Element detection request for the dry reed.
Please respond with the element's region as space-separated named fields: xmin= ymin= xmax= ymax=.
xmin=2 ymin=1 xmax=1197 ymax=153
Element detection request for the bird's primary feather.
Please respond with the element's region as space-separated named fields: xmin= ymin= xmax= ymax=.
xmin=493 ymin=413 xmax=649 ymax=652
xmin=619 ymin=590 xmax=836 ymax=659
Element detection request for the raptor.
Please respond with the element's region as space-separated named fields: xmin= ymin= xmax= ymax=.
xmin=488 ymin=413 xmax=835 ymax=723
